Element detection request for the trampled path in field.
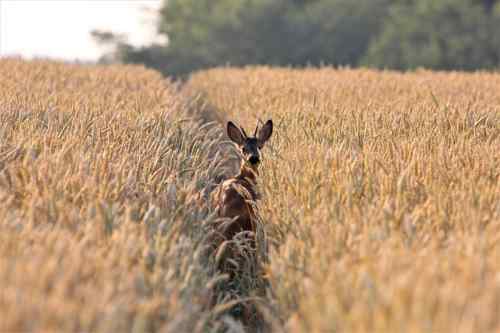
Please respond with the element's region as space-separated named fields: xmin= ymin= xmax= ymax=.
xmin=182 ymin=84 xmax=279 ymax=332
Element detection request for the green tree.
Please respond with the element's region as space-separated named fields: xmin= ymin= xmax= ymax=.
xmin=94 ymin=0 xmax=500 ymax=75
xmin=94 ymin=0 xmax=390 ymax=77
xmin=364 ymin=0 xmax=500 ymax=70
xmin=284 ymin=0 xmax=390 ymax=66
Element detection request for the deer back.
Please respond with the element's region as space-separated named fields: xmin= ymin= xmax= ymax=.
xmin=215 ymin=174 xmax=259 ymax=240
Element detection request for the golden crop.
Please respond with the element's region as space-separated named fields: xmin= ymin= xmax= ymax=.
xmin=1 ymin=59 xmax=499 ymax=332
xmin=188 ymin=67 xmax=500 ymax=332
xmin=0 ymin=59 xmax=234 ymax=332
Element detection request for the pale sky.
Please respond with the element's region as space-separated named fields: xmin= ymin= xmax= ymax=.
xmin=0 ymin=0 xmax=164 ymax=61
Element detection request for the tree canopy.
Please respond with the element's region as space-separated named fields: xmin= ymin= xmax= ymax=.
xmin=93 ymin=0 xmax=500 ymax=77
xmin=364 ymin=0 xmax=500 ymax=70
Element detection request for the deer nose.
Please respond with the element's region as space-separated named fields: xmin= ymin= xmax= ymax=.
xmin=249 ymin=156 xmax=260 ymax=165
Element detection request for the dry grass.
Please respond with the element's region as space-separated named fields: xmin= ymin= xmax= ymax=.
xmin=0 ymin=59 xmax=247 ymax=332
xmin=2 ymin=59 xmax=499 ymax=333
xmin=187 ymin=67 xmax=500 ymax=332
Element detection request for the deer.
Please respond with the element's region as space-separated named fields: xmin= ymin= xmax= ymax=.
xmin=211 ymin=119 xmax=273 ymax=274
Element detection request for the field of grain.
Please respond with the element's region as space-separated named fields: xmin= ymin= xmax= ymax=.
xmin=1 ymin=59 xmax=499 ymax=333
xmin=0 ymin=59 xmax=246 ymax=332
xmin=187 ymin=67 xmax=500 ymax=332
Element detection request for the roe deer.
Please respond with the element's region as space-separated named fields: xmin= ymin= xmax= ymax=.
xmin=212 ymin=119 xmax=273 ymax=271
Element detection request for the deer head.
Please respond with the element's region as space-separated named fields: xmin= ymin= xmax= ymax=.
xmin=227 ymin=120 xmax=273 ymax=168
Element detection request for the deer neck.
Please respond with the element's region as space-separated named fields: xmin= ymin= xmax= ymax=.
xmin=237 ymin=162 xmax=259 ymax=186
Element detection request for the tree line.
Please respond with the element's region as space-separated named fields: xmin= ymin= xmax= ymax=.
xmin=93 ymin=0 xmax=500 ymax=77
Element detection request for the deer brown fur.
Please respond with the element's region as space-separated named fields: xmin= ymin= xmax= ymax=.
xmin=212 ymin=120 xmax=273 ymax=269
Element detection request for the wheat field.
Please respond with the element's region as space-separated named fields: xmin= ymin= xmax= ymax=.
xmin=0 ymin=59 xmax=499 ymax=332
xmin=187 ymin=67 xmax=500 ymax=332
xmin=0 ymin=59 xmax=244 ymax=332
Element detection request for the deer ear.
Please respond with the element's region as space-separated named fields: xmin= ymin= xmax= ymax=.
xmin=257 ymin=120 xmax=273 ymax=147
xmin=227 ymin=121 xmax=245 ymax=145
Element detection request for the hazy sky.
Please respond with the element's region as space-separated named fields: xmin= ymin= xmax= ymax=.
xmin=0 ymin=0 xmax=163 ymax=61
